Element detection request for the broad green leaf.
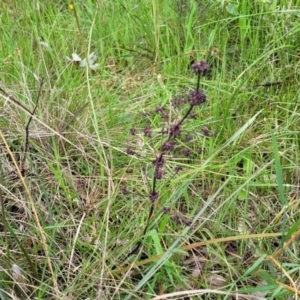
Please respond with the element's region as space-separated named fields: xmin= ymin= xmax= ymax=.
xmin=226 ymin=4 xmax=239 ymax=16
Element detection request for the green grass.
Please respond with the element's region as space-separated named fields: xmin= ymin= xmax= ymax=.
xmin=1 ymin=0 xmax=300 ymax=299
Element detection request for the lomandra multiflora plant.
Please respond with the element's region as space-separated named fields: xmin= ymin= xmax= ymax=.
xmin=127 ymin=60 xmax=211 ymax=256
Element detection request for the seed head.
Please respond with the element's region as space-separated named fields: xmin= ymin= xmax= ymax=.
xmin=161 ymin=140 xmax=174 ymax=151
xmin=162 ymin=206 xmax=171 ymax=214
xmin=126 ymin=147 xmax=135 ymax=155
xmin=201 ymin=127 xmax=216 ymax=137
xmin=191 ymin=60 xmax=210 ymax=76
xmin=172 ymin=96 xmax=187 ymax=108
xmin=154 ymin=167 xmax=164 ymax=179
xmin=184 ymin=135 xmax=192 ymax=142
xmin=182 ymin=148 xmax=191 ymax=157
xmin=155 ymin=106 xmax=165 ymax=114
xmin=143 ymin=126 xmax=152 ymax=137
xmin=188 ymin=90 xmax=206 ymax=106
xmin=169 ymin=123 xmax=182 ymax=137
xmin=130 ymin=127 xmax=137 ymax=135
xmin=120 ymin=185 xmax=129 ymax=195
xmin=153 ymin=156 xmax=165 ymax=168
xmin=183 ymin=219 xmax=192 ymax=226
xmin=149 ymin=191 xmax=159 ymax=202
xmin=201 ymin=127 xmax=211 ymax=137
xmin=171 ymin=214 xmax=180 ymax=223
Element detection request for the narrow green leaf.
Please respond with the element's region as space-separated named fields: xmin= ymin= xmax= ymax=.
xmin=271 ymin=135 xmax=285 ymax=205
xmin=271 ymin=285 xmax=285 ymax=298
xmin=149 ymin=229 xmax=163 ymax=255
xmin=243 ymin=254 xmax=266 ymax=277
xmin=284 ymin=220 xmax=300 ymax=241
xmin=171 ymin=248 xmax=188 ymax=255
xmin=238 ymin=285 xmax=278 ymax=293
xmin=257 ymin=269 xmax=276 ymax=285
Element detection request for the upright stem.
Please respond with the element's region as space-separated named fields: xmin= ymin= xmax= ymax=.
xmin=196 ymin=73 xmax=201 ymax=92
xmin=177 ymin=104 xmax=194 ymax=127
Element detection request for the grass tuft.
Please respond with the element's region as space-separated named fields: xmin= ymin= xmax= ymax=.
xmin=1 ymin=0 xmax=300 ymax=299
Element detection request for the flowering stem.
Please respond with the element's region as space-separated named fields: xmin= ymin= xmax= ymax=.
xmin=196 ymin=73 xmax=201 ymax=92
xmin=126 ymin=60 xmax=210 ymax=260
xmin=178 ymin=104 xmax=194 ymax=127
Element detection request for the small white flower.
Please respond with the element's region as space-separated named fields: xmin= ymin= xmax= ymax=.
xmin=39 ymin=41 xmax=51 ymax=51
xmin=80 ymin=52 xmax=99 ymax=67
xmin=66 ymin=52 xmax=100 ymax=70
xmin=66 ymin=53 xmax=81 ymax=62
xmin=72 ymin=53 xmax=82 ymax=62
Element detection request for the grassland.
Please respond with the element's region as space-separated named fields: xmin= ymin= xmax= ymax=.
xmin=1 ymin=0 xmax=300 ymax=299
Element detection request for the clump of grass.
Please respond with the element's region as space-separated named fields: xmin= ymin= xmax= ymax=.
xmin=1 ymin=1 xmax=300 ymax=299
